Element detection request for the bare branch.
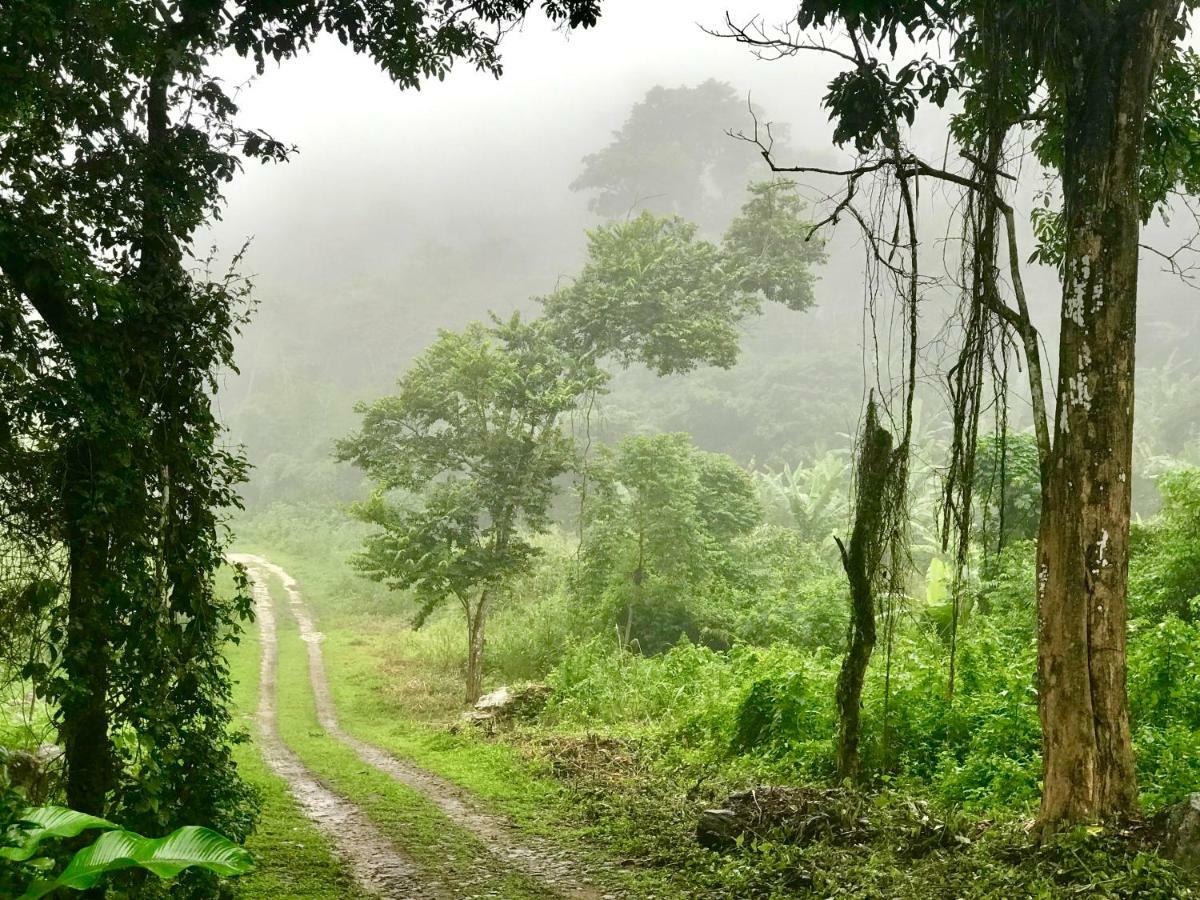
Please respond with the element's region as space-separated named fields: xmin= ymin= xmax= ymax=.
xmin=707 ymin=13 xmax=860 ymax=66
xmin=1139 ymin=214 xmax=1200 ymax=288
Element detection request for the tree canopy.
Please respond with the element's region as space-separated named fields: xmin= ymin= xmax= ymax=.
xmin=571 ymin=79 xmax=772 ymax=228
xmin=542 ymin=180 xmax=824 ymax=375
xmin=0 ymin=0 xmax=604 ymax=846
xmin=338 ymin=314 xmax=600 ymax=700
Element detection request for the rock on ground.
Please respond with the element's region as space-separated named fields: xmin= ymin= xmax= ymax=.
xmin=1151 ymin=793 xmax=1200 ymax=871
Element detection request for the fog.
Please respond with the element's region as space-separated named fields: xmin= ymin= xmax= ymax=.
xmin=205 ymin=0 xmax=1200 ymax=512
xmin=210 ymin=1 xmax=830 ymax=289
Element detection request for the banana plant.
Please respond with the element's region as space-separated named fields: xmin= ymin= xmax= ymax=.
xmin=1 ymin=805 xmax=253 ymax=898
xmin=754 ymin=451 xmax=851 ymax=546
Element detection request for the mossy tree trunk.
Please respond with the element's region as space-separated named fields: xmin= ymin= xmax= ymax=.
xmin=835 ymin=398 xmax=898 ymax=782
xmin=62 ymin=474 xmax=114 ymax=816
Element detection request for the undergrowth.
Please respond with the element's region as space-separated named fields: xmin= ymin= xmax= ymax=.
xmin=230 ymin=485 xmax=1200 ymax=898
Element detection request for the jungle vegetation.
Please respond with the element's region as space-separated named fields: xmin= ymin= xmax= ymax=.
xmin=4 ymin=1 xmax=1200 ymax=898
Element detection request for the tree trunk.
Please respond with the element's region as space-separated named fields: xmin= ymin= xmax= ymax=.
xmin=62 ymin=447 xmax=112 ymax=817
xmin=465 ymin=591 xmax=489 ymax=705
xmin=624 ymin=516 xmax=646 ymax=650
xmin=59 ymin=61 xmax=176 ymax=820
xmin=835 ymin=537 xmax=875 ymax=783
xmin=835 ymin=399 xmax=896 ymax=782
xmin=1037 ymin=1 xmax=1177 ymax=826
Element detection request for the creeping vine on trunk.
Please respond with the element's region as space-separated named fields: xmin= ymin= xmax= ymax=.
xmin=835 ymin=397 xmax=904 ymax=782
xmin=722 ymin=0 xmax=1199 ymax=829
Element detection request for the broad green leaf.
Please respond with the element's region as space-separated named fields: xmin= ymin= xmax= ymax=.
xmin=19 ymin=825 xmax=253 ymax=899
xmin=0 ymin=806 xmax=117 ymax=862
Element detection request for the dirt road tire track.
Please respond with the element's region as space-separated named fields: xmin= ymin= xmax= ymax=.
xmin=232 ymin=553 xmax=449 ymax=899
xmin=237 ymin=555 xmax=610 ymax=900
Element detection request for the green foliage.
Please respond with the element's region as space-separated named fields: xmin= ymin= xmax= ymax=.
xmin=542 ymin=213 xmax=757 ymax=375
xmin=721 ymin=180 xmax=826 ymax=311
xmin=1025 ymin=43 xmax=1200 ymax=265
xmin=2 ymin=0 xmax=607 ymax=860
xmin=1128 ymin=614 xmax=1200 ymax=807
xmin=485 ymin=532 xmax=582 ymax=680
xmin=1 ymin=806 xmax=117 ymax=863
xmin=543 ymin=181 xmax=822 ymax=376
xmin=1141 ymin=49 xmax=1200 ymax=211
xmin=731 ymin=651 xmax=838 ymax=770
xmin=1131 ymin=466 xmax=1200 ymax=622
xmin=722 ymin=526 xmax=848 ymax=650
xmin=784 ymin=0 xmax=1200 ymax=287
xmin=22 ymin=827 xmax=252 ymax=899
xmin=570 ymin=80 xmax=766 ymax=228
xmin=576 ymin=434 xmax=760 ymax=653
xmin=705 ymin=813 xmax=1196 ymax=899
xmin=340 ymin=315 xmax=595 ymax=618
xmin=1 ymin=805 xmax=252 ymax=899
xmin=236 ymin=488 xmax=1200 ymax=897
xmin=338 ymin=314 xmax=599 ymax=701
xmin=543 ymin=639 xmax=744 ymax=733
xmin=1125 ymin=468 xmax=1200 ymax=806
xmin=1032 ymin=46 xmax=1200 ymax=240
xmin=754 ymin=452 xmax=850 ymax=548
xmin=971 ymin=431 xmax=1042 ymax=551
xmin=823 ymin=55 xmax=956 ymax=152
xmin=540 ymin=494 xmax=1200 ymax=816
xmin=597 ymin=337 xmax=863 ymax=467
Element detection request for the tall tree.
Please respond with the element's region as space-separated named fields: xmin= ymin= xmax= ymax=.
xmin=572 ymin=80 xmax=773 ymax=229
xmin=338 ymin=316 xmax=599 ymax=704
xmin=1024 ymin=0 xmax=1181 ymax=825
xmin=1 ymin=0 xmax=259 ymax=832
xmin=0 ymin=0 xmax=603 ymax=838
xmin=543 ymin=179 xmax=824 ymax=375
xmin=722 ymin=0 xmax=1200 ymax=825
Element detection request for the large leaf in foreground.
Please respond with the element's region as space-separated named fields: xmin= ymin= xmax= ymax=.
xmin=0 ymin=806 xmax=116 ymax=862
xmin=19 ymin=825 xmax=254 ymax=898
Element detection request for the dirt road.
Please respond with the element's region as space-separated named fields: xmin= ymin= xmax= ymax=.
xmin=232 ymin=553 xmax=447 ymax=898
xmin=233 ymin=554 xmax=609 ymax=900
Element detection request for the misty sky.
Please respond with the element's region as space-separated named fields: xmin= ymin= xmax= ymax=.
xmin=208 ymin=2 xmax=846 ymax=291
xmin=207 ymin=0 xmax=1200 ymax=492
xmin=209 ymin=1 xmax=1198 ymax=351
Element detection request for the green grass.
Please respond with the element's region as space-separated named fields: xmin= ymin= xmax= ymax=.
xmin=262 ymin=569 xmax=557 ymax=900
xmin=225 ymin=583 xmax=368 ymax=899
xmin=310 ymin=617 xmax=1200 ymax=900
xmin=325 ymin=623 xmax=563 ymax=825
xmin=228 ymin=538 xmax=1200 ymax=900
xmin=318 ymin=624 xmax=727 ymax=899
xmin=243 ymin=545 xmax=580 ymax=824
xmin=240 ymin=548 xmax=690 ymax=898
